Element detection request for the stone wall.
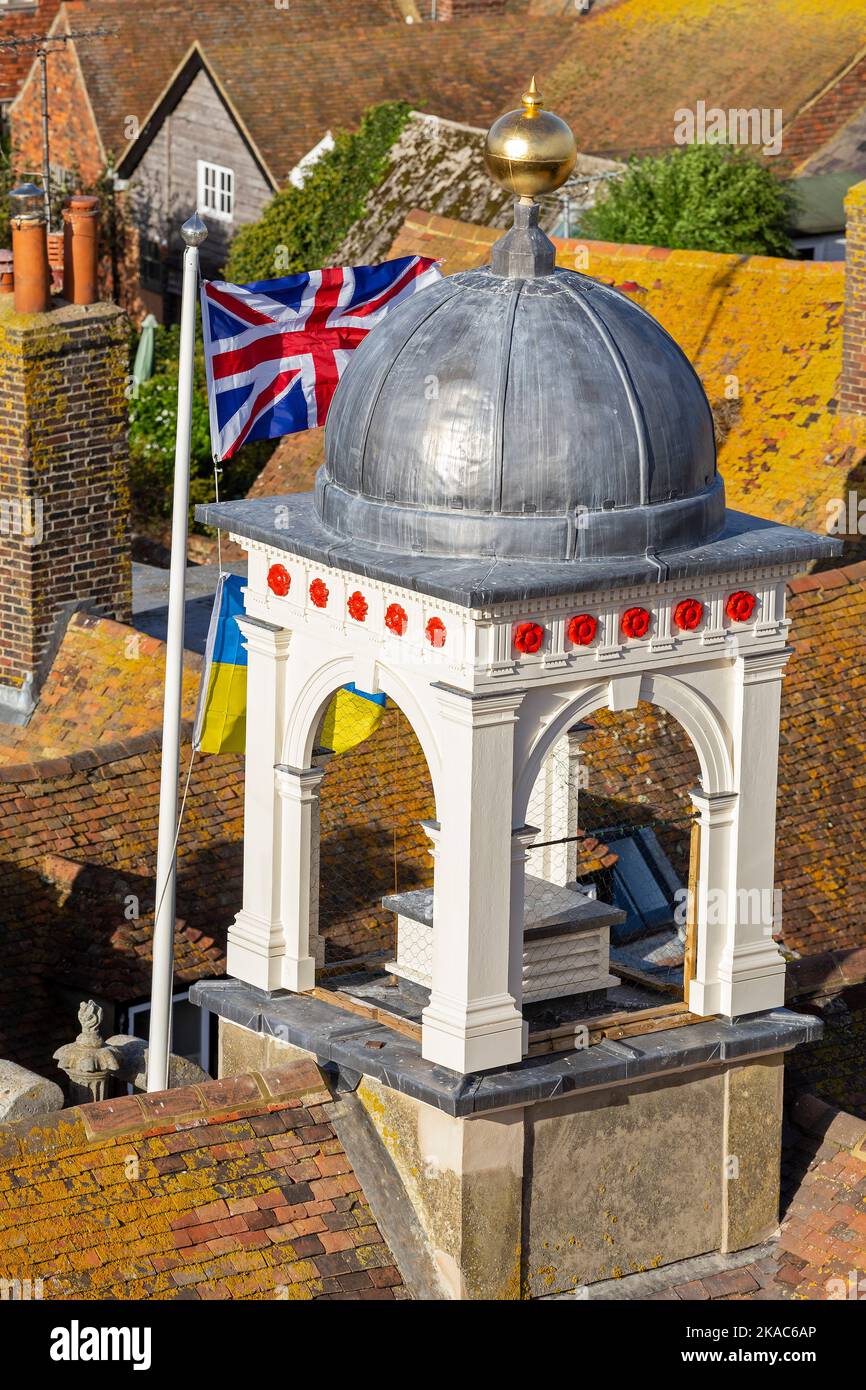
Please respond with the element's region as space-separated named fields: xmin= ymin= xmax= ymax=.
xmin=0 ymin=296 xmax=131 ymax=708
xmin=841 ymin=180 xmax=866 ymax=414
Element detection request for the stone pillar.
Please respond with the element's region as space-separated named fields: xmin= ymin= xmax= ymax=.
xmin=226 ymin=616 xmax=291 ymax=992
xmin=422 ymin=687 xmax=525 ymax=1072
xmin=275 ymin=760 xmax=328 ymax=990
xmin=689 ymin=650 xmax=789 ymax=1018
xmin=509 ymin=826 xmax=538 ymax=1002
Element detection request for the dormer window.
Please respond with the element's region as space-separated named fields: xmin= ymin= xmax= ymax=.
xmin=197 ymin=160 xmax=234 ymax=222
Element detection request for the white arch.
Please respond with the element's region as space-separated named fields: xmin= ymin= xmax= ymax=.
xmin=281 ymin=654 xmax=444 ymax=812
xmin=514 ymin=670 xmax=733 ymax=823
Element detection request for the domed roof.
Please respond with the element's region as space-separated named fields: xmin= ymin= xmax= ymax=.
xmin=317 ymin=262 xmax=722 ymax=563
xmin=316 ymin=86 xmax=722 ymax=565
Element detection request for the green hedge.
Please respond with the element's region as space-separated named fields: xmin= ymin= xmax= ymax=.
xmin=581 ymin=144 xmax=796 ymax=257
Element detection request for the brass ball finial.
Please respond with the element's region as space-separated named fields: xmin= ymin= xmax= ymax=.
xmin=484 ymin=77 xmax=577 ymax=201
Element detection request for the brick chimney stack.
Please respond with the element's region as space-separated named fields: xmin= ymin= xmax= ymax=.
xmin=840 ymin=180 xmax=866 ymax=415
xmin=0 ymin=195 xmax=131 ymax=723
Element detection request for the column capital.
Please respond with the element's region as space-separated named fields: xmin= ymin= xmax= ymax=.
xmin=689 ymin=787 xmax=737 ymax=824
xmin=432 ymin=681 xmax=525 ymax=728
xmin=511 ymin=823 xmax=540 ymax=859
xmin=236 ymin=614 xmax=291 ymax=661
xmin=275 ymin=762 xmax=327 ymax=802
xmin=736 ymin=646 xmax=792 ymax=685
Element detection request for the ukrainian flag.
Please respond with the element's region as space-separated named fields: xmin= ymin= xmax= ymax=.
xmin=320 ymin=682 xmax=387 ymax=755
xmin=194 ymin=578 xmax=387 ymax=756
xmin=194 ymin=573 xmax=248 ymax=754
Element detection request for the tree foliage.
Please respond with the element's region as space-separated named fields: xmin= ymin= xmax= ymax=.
xmin=128 ymin=318 xmax=268 ymax=524
xmin=581 ymin=144 xmax=796 ymax=257
xmin=225 ymin=101 xmax=413 ymax=283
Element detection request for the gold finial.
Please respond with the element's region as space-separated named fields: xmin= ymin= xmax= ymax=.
xmin=484 ymin=78 xmax=577 ymax=201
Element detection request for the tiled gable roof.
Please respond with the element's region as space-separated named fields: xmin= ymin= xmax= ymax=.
xmin=0 ymin=1060 xmax=406 ymax=1300
xmin=543 ymin=0 xmax=866 ymax=161
xmin=50 ymin=0 xmax=580 ymax=182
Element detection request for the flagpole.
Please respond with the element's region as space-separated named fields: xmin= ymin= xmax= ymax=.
xmin=146 ymin=212 xmax=208 ymax=1093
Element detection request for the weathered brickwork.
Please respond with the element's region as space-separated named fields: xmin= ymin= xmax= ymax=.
xmin=437 ymin=0 xmax=506 ymax=18
xmin=0 ymin=1060 xmax=407 ymax=1300
xmin=840 ymin=182 xmax=866 ymax=416
xmin=0 ymin=296 xmax=131 ymax=698
xmin=10 ymin=32 xmax=104 ymax=187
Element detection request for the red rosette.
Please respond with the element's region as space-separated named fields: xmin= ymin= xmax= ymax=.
xmin=425 ymin=616 xmax=446 ymax=648
xmin=347 ymin=590 xmax=368 ymax=622
xmin=385 ymin=602 xmax=408 ymax=636
xmin=621 ymin=606 xmax=651 ymax=640
xmin=514 ymin=621 xmax=544 ymax=654
xmin=726 ymin=590 xmax=756 ymax=623
xmin=309 ymin=577 xmax=329 ymax=608
xmin=267 ymin=563 xmax=290 ymax=597
xmin=673 ymin=598 xmax=703 ymax=632
xmin=567 ymin=613 xmax=597 ymax=646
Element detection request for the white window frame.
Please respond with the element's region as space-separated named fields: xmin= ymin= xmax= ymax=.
xmin=197 ymin=159 xmax=235 ymax=223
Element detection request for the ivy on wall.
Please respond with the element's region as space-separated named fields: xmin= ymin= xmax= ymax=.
xmin=225 ymin=101 xmax=414 ymax=284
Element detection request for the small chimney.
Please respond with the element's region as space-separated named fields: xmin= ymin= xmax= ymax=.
xmin=62 ymin=194 xmax=100 ymax=306
xmin=9 ymin=182 xmax=51 ymax=315
xmin=840 ymin=179 xmax=866 ymax=415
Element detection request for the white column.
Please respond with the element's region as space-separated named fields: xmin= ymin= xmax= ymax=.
xmin=422 ymin=686 xmax=526 ymax=1072
xmin=225 ymin=616 xmax=291 ymax=991
xmin=275 ymin=761 xmax=328 ymax=991
xmin=688 ymin=650 xmax=789 ymax=1018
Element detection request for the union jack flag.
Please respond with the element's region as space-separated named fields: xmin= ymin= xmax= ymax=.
xmin=200 ymin=255 xmax=441 ymax=460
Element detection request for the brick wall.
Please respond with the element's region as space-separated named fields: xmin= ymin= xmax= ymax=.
xmin=9 ymin=34 xmax=103 ymax=187
xmin=840 ymin=181 xmax=866 ymax=416
xmin=0 ymin=295 xmax=131 ymax=702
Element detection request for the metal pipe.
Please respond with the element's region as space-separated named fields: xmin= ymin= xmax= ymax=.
xmin=146 ymin=212 xmax=208 ymax=1094
xmin=38 ymin=49 xmax=51 ymax=231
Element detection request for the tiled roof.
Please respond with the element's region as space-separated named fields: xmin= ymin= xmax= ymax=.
xmin=0 ymin=611 xmax=201 ymax=765
xmin=51 ymin=0 xmax=581 ymax=182
xmin=542 ymin=0 xmax=866 ymax=161
xmin=391 ymin=211 xmax=866 ymax=544
xmin=0 ymin=1059 xmax=406 ymax=1300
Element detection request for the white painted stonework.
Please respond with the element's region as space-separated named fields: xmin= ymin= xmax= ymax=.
xmin=225 ymin=532 xmax=798 ymax=1073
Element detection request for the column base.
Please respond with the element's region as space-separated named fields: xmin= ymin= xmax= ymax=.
xmin=421 ymin=993 xmax=525 ymax=1073
xmin=690 ymin=941 xmax=786 ymax=1019
xmin=226 ymin=911 xmax=285 ymax=992
xmin=282 ymin=955 xmax=317 ymax=993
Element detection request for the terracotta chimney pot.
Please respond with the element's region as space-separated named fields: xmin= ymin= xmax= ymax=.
xmin=62 ymin=194 xmax=100 ymax=306
xmin=11 ymin=217 xmax=51 ymax=315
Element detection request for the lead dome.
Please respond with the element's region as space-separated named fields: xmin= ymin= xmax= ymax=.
xmin=316 ymin=86 xmax=723 ymax=564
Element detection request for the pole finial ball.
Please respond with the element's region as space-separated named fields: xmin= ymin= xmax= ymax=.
xmin=484 ymin=78 xmax=577 ymax=200
xmin=181 ymin=212 xmax=208 ymax=247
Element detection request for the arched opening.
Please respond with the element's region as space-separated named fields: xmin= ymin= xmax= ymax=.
xmin=313 ymin=691 xmax=436 ymax=970
xmin=522 ymin=695 xmax=706 ymax=1027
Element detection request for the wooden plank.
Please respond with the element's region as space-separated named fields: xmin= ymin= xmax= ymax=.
xmin=683 ymin=814 xmax=701 ymax=1009
xmin=613 ymin=960 xmax=685 ymax=997
xmin=528 ymin=999 xmax=688 ymax=1046
xmin=309 ymin=986 xmax=422 ymax=1044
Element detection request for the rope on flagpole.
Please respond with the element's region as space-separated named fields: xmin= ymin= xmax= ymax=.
xmin=151 ymin=744 xmax=198 ymax=934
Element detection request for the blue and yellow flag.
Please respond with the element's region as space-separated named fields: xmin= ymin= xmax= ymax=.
xmin=194 ymin=577 xmax=387 ymax=756
xmin=194 ymin=573 xmax=248 ymax=754
xmin=320 ymin=682 xmax=387 ymax=755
